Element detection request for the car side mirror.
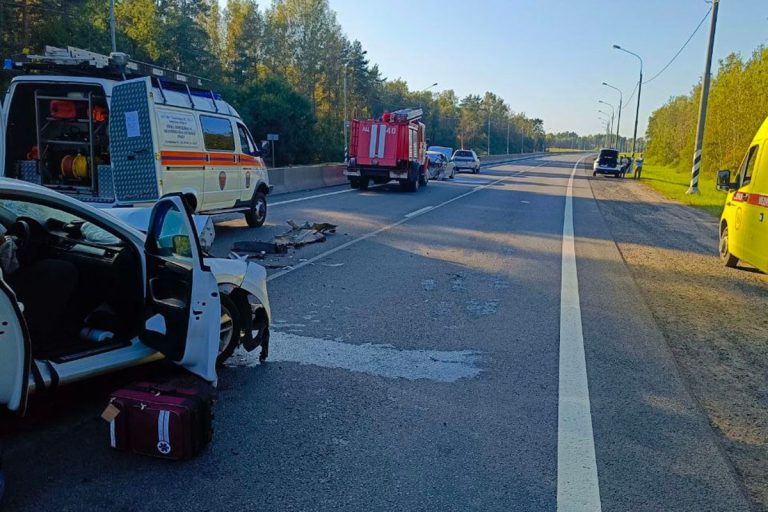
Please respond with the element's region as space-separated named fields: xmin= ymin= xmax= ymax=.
xmin=716 ymin=169 xmax=735 ymax=192
xmin=172 ymin=234 xmax=193 ymax=258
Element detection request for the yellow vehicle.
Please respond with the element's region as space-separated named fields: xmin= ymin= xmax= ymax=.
xmin=716 ymin=117 xmax=768 ymax=272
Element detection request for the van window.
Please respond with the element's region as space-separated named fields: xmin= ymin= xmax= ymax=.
xmin=237 ymin=124 xmax=258 ymax=156
xmin=200 ymin=115 xmax=235 ymax=151
xmin=740 ymin=145 xmax=759 ymax=187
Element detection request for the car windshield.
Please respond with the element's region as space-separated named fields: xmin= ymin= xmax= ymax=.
xmin=0 ymin=199 xmax=122 ymax=246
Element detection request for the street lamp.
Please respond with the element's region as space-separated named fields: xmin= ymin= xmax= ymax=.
xmin=613 ymin=44 xmax=643 ymax=162
xmin=598 ymin=109 xmax=613 ymax=137
xmin=598 ymin=115 xmax=611 ymax=148
xmin=602 ymin=82 xmax=623 ymax=151
xmin=598 ymin=100 xmax=615 ymax=147
xmin=422 ymin=82 xmax=438 ymax=92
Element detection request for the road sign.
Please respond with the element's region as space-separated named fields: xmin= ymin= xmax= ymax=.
xmin=267 ymin=133 xmax=279 ymax=141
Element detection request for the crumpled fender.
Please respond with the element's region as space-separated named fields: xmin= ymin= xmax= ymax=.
xmin=205 ymin=258 xmax=271 ymax=322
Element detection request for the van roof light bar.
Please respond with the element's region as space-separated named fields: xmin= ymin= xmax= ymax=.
xmin=8 ymin=46 xmax=208 ymax=89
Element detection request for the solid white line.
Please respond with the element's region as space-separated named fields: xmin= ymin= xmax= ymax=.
xmin=267 ymin=161 xmax=548 ymax=282
xmin=405 ymin=206 xmax=433 ymax=218
xmin=270 ymin=187 xmax=354 ymax=206
xmin=558 ymin=154 xmax=601 ymax=512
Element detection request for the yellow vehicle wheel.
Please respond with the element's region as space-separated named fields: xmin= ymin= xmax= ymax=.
xmin=719 ymin=224 xmax=739 ymax=268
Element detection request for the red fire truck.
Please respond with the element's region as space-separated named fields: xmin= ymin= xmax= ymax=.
xmin=345 ymin=108 xmax=429 ymax=192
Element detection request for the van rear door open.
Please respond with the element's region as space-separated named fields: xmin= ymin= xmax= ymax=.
xmin=108 ymin=77 xmax=161 ymax=205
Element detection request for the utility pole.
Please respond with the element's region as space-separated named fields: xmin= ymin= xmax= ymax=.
xmin=487 ymin=108 xmax=492 ymax=156
xmin=687 ymin=0 xmax=720 ymax=195
xmin=343 ymin=65 xmax=348 ymax=163
xmin=506 ymin=117 xmax=510 ymax=155
xmin=109 ymin=0 xmax=117 ymax=53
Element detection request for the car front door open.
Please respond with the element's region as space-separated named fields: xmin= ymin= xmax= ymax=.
xmin=143 ymin=195 xmax=220 ymax=383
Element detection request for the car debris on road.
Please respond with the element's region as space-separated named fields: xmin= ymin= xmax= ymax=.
xmin=231 ymin=220 xmax=338 ymax=260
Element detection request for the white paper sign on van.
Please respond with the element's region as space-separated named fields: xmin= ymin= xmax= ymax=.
xmin=157 ymin=110 xmax=200 ymax=148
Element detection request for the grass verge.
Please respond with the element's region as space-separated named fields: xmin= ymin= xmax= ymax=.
xmin=635 ymin=164 xmax=726 ymax=218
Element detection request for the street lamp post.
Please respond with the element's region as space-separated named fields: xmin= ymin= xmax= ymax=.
xmin=422 ymin=82 xmax=438 ymax=93
xmin=506 ymin=117 xmax=510 ymax=155
xmin=598 ymin=116 xmax=610 ymax=148
xmin=613 ymin=44 xmax=643 ymax=165
xmin=598 ymin=110 xmax=613 ymax=140
xmin=602 ymin=82 xmax=623 ymax=151
xmin=598 ymin=100 xmax=615 ymax=147
xmin=343 ymin=65 xmax=348 ymax=163
xmin=109 ymin=0 xmax=117 ymax=53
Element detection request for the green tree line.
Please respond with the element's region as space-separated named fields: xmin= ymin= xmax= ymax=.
xmin=0 ymin=0 xmax=545 ymax=166
xmin=645 ymin=47 xmax=768 ymax=175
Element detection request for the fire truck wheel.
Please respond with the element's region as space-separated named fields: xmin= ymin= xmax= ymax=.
xmin=418 ymin=167 xmax=428 ymax=187
xmin=410 ymin=178 xmax=420 ymax=192
xmin=349 ymin=179 xmax=360 ymax=189
xmin=245 ymin=191 xmax=268 ymax=228
xmin=359 ymin=178 xmax=370 ymax=190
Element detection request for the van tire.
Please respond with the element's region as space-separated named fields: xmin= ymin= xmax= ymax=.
xmin=720 ymin=225 xmax=739 ymax=268
xmin=245 ymin=191 xmax=267 ymax=228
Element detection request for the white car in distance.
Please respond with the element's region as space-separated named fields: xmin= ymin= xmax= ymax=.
xmin=451 ymin=149 xmax=481 ymax=174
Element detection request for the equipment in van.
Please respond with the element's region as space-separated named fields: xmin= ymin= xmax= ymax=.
xmin=3 ymin=46 xmax=272 ymax=227
xmin=60 ymin=153 xmax=89 ymax=179
xmin=49 ymin=99 xmax=77 ymax=119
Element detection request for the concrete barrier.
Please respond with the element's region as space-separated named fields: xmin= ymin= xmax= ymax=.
xmin=268 ymin=163 xmax=345 ymax=195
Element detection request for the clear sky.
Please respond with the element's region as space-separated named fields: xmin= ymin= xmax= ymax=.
xmin=324 ymin=0 xmax=768 ymax=137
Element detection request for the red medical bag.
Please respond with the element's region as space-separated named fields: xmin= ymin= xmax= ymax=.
xmin=104 ymin=382 xmax=213 ymax=460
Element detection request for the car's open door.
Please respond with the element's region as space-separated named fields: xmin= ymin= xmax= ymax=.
xmin=0 ymin=278 xmax=30 ymax=414
xmin=142 ymin=195 xmax=220 ymax=384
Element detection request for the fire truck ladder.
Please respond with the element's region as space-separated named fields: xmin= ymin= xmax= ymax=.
xmin=391 ymin=108 xmax=423 ymax=122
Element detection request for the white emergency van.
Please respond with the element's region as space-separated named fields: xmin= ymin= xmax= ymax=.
xmin=1 ymin=47 xmax=272 ymax=227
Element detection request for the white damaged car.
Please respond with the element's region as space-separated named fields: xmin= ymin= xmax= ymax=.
xmin=0 ymin=179 xmax=270 ymax=415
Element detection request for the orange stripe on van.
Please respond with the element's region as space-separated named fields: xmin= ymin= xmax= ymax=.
xmin=160 ymin=151 xmax=267 ymax=168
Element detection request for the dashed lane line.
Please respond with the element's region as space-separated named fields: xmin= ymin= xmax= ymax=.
xmin=266 ymin=161 xmax=548 ymax=282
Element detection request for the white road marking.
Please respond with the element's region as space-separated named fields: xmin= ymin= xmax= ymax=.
xmin=405 ymin=206 xmax=434 ymax=218
xmin=228 ymin=331 xmax=481 ymax=382
xmin=270 ymin=187 xmax=356 ymax=206
xmin=558 ymin=154 xmax=601 ymax=512
xmin=267 ymin=161 xmax=548 ymax=282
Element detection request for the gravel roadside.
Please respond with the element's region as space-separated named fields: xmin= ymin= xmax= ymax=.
xmin=589 ymin=174 xmax=768 ymax=511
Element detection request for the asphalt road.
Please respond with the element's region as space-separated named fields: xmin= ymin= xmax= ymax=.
xmin=0 ymin=154 xmax=754 ymax=511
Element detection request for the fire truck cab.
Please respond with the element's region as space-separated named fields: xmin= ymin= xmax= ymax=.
xmin=345 ymin=108 xmax=429 ymax=192
xmin=1 ymin=46 xmax=272 ymax=227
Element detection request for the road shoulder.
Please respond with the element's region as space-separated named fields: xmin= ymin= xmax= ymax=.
xmin=589 ymin=174 xmax=768 ymax=510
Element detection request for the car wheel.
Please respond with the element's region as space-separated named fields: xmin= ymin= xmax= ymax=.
xmin=217 ymin=294 xmax=241 ymax=366
xmin=720 ymin=225 xmax=739 ymax=268
xmin=245 ymin=191 xmax=267 ymax=228
xmin=592 ymin=171 xmax=597 ymax=177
